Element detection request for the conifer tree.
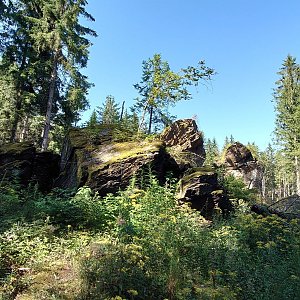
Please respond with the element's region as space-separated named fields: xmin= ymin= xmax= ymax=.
xmin=0 ymin=0 xmax=96 ymax=149
xmin=273 ymin=55 xmax=300 ymax=194
xmin=0 ymin=0 xmax=40 ymax=142
xmin=27 ymin=0 xmax=97 ymax=151
xmin=86 ymin=109 xmax=98 ymax=128
xmin=260 ymin=143 xmax=277 ymax=201
xmin=204 ymin=138 xmax=220 ymax=166
xmin=97 ymin=95 xmax=120 ymax=125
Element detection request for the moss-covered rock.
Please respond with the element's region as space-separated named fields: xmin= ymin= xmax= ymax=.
xmin=178 ymin=167 xmax=232 ymax=219
xmin=55 ymin=133 xmax=180 ymax=195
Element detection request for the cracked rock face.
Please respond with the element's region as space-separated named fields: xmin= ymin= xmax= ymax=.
xmin=160 ymin=119 xmax=206 ymax=170
xmin=178 ymin=168 xmax=232 ymax=219
xmin=224 ymin=142 xmax=264 ymax=191
xmin=55 ymin=128 xmax=180 ymax=195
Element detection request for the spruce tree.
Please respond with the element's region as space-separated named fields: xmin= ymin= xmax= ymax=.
xmin=86 ymin=109 xmax=98 ymax=128
xmin=97 ymin=95 xmax=120 ymax=125
xmin=0 ymin=0 xmax=96 ymax=148
xmin=29 ymin=0 xmax=97 ymax=151
xmin=273 ymin=55 xmax=300 ymax=195
xmin=260 ymin=143 xmax=277 ymax=201
xmin=204 ymin=138 xmax=219 ymax=166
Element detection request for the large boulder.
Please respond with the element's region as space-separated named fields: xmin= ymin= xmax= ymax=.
xmin=224 ymin=142 xmax=263 ymax=191
xmin=0 ymin=142 xmax=60 ymax=191
xmin=55 ymin=126 xmax=180 ymax=195
xmin=161 ymin=119 xmax=206 ymax=170
xmin=178 ymin=167 xmax=232 ymax=219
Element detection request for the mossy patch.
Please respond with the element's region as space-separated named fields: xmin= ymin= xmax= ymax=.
xmin=177 ymin=167 xmax=217 ymax=197
xmin=166 ymin=148 xmax=205 ymax=168
xmin=77 ymin=140 xmax=164 ymax=182
xmin=91 ymin=140 xmax=163 ymax=167
xmin=0 ymin=141 xmax=34 ymax=155
xmin=182 ymin=166 xmax=215 ymax=182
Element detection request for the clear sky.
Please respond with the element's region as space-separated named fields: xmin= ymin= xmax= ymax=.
xmin=81 ymin=0 xmax=300 ymax=150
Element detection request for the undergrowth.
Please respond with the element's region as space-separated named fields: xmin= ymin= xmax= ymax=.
xmin=0 ymin=176 xmax=299 ymax=299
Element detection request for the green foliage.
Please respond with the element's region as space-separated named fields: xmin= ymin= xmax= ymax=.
xmin=1 ymin=177 xmax=300 ymax=299
xmin=134 ymin=53 xmax=215 ymax=134
xmin=0 ymin=0 xmax=96 ymax=149
xmin=208 ymin=215 xmax=300 ymax=300
xmin=97 ymin=95 xmax=120 ymax=125
xmin=204 ymin=137 xmax=220 ymax=166
xmin=86 ymin=109 xmax=98 ymax=128
xmin=222 ymin=175 xmax=257 ymax=209
xmin=80 ymin=176 xmax=300 ymax=300
xmin=273 ymin=55 xmax=300 ymax=194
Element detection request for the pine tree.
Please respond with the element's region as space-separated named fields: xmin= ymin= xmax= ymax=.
xmin=273 ymin=55 xmax=300 ymax=195
xmin=229 ymin=134 xmax=235 ymax=144
xmin=204 ymin=138 xmax=219 ymax=166
xmin=97 ymin=95 xmax=120 ymax=125
xmin=222 ymin=136 xmax=230 ymax=152
xmin=37 ymin=0 xmax=96 ymax=150
xmin=0 ymin=0 xmax=40 ymax=142
xmin=260 ymin=143 xmax=276 ymax=201
xmin=0 ymin=0 xmax=96 ymax=149
xmin=86 ymin=109 xmax=98 ymax=128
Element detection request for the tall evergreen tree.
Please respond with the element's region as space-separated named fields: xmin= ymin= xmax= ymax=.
xmin=86 ymin=109 xmax=98 ymax=128
xmin=26 ymin=0 xmax=97 ymax=151
xmin=260 ymin=143 xmax=276 ymax=201
xmin=0 ymin=0 xmax=40 ymax=142
xmin=0 ymin=0 xmax=96 ymax=149
xmin=273 ymin=55 xmax=300 ymax=195
xmin=222 ymin=136 xmax=230 ymax=152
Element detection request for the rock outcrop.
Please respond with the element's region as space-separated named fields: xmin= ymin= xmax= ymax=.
xmin=54 ymin=120 xmax=232 ymax=218
xmin=0 ymin=142 xmax=60 ymax=191
xmin=0 ymin=120 xmax=233 ymax=219
xmin=178 ymin=167 xmax=232 ymax=219
xmin=224 ymin=142 xmax=263 ymax=191
xmin=55 ymin=126 xmax=180 ymax=195
xmin=161 ymin=119 xmax=205 ymax=170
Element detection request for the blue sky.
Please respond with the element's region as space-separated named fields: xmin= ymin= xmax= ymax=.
xmin=81 ymin=0 xmax=300 ymax=150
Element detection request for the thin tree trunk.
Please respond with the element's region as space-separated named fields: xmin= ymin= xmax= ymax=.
xmin=148 ymin=106 xmax=153 ymax=134
xmin=41 ymin=51 xmax=59 ymax=151
xmin=262 ymin=175 xmax=266 ymax=199
xmin=119 ymin=101 xmax=125 ymax=121
xmin=19 ymin=115 xmax=29 ymax=142
xmin=10 ymin=91 xmax=22 ymax=142
xmin=138 ymin=102 xmax=149 ymax=133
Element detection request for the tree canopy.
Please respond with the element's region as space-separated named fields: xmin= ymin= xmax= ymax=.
xmin=134 ymin=53 xmax=215 ymax=134
xmin=0 ymin=0 xmax=96 ymax=150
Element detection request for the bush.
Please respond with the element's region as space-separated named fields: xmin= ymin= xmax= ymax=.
xmin=1 ymin=177 xmax=300 ymax=299
xmin=80 ymin=178 xmax=300 ymax=300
